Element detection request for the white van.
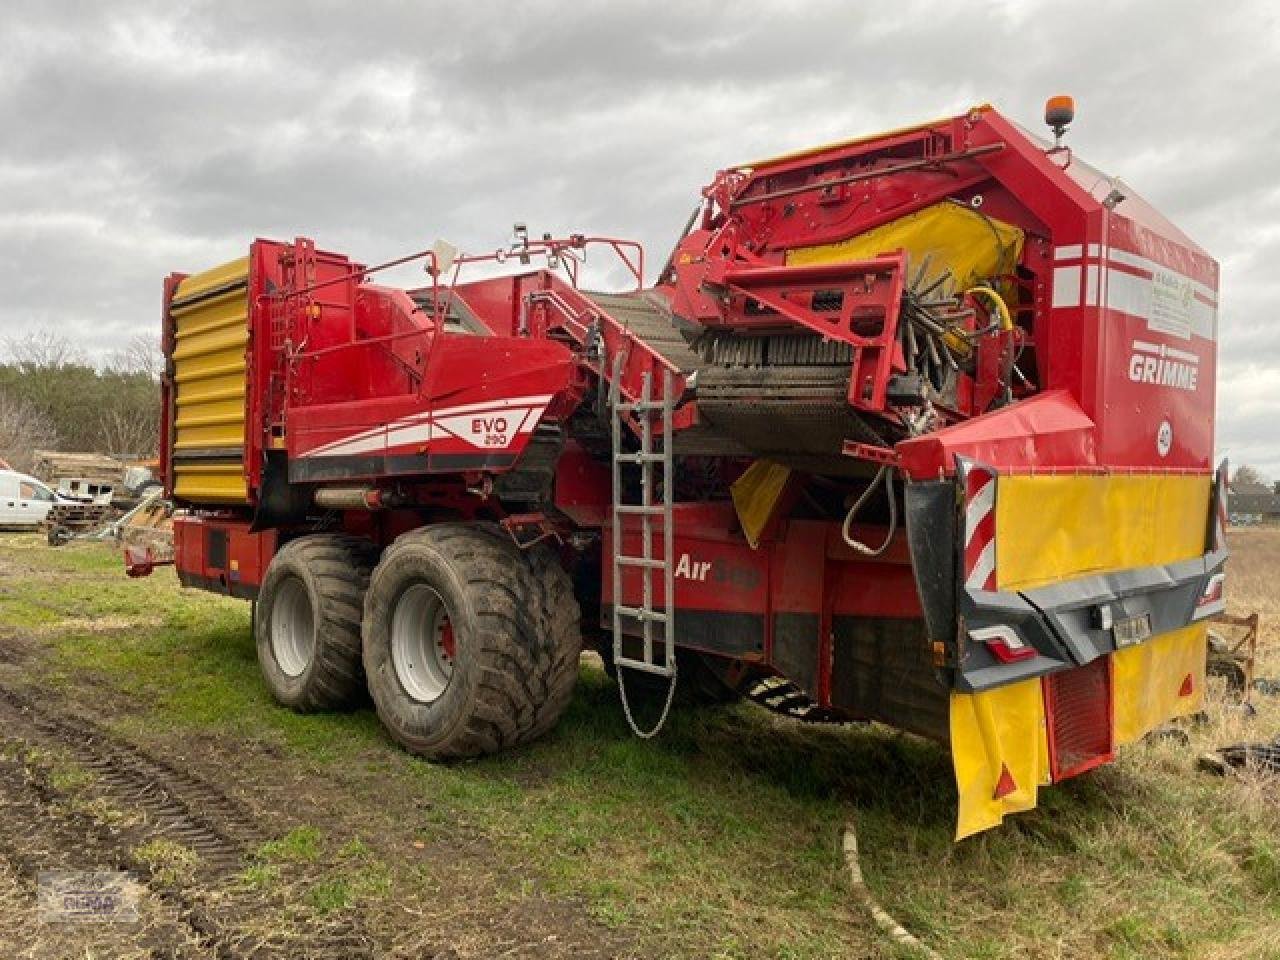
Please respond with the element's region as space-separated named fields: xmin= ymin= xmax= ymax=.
xmin=0 ymin=470 xmax=61 ymax=529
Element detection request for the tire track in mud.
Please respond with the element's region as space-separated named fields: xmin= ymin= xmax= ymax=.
xmin=0 ymin=684 xmax=377 ymax=959
xmin=0 ymin=743 xmax=220 ymax=959
xmin=0 ymin=686 xmax=260 ymax=869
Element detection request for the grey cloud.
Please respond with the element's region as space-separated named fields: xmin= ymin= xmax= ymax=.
xmin=1 ymin=0 xmax=1277 ymax=473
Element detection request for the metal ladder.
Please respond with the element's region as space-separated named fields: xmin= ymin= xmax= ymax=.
xmin=609 ymin=361 xmax=677 ymax=737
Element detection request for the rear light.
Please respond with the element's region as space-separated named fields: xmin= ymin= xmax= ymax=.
xmin=1193 ymin=571 xmax=1226 ymax=619
xmin=970 ymin=625 xmax=1036 ymax=664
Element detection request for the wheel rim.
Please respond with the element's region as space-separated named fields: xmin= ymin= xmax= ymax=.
xmin=271 ymin=576 xmax=315 ymax=677
xmin=390 ymin=583 xmax=455 ymax=703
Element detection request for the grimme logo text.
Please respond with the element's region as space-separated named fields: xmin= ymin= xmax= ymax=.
xmin=1128 ymin=340 xmax=1199 ymax=392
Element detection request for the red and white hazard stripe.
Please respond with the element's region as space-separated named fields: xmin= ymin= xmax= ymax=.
xmin=962 ymin=461 xmax=998 ymax=592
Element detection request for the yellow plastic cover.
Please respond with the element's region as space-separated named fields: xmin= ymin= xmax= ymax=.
xmin=950 ymin=471 xmax=1211 ymax=840
xmin=730 ymin=460 xmax=792 ymax=549
xmin=1112 ymin=624 xmax=1206 ymax=746
xmin=170 ymin=256 xmax=250 ymax=504
xmin=786 ymin=201 xmax=1024 ymax=294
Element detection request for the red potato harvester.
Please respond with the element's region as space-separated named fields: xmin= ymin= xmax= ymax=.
xmin=131 ymin=99 xmax=1225 ymax=838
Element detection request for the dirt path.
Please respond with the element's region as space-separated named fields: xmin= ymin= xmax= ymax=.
xmin=0 ymin=686 xmax=382 ymax=958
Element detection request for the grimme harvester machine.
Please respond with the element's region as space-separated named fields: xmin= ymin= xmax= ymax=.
xmin=133 ymin=101 xmax=1226 ymax=837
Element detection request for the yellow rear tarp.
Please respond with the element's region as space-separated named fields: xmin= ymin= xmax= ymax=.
xmin=993 ymin=473 xmax=1211 ymax=592
xmin=950 ymin=471 xmax=1211 ymax=839
xmin=787 ymin=201 xmax=1024 ymax=295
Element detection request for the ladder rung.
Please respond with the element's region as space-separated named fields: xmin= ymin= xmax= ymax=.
xmin=614 ymin=605 xmax=669 ymax=623
xmin=614 ymin=504 xmax=664 ymax=516
xmin=618 ymin=452 xmax=665 ymax=463
xmin=613 ymin=656 xmax=675 ymax=678
xmin=617 ymin=556 xmax=666 ymax=569
xmin=616 ymin=401 xmax=667 ymax=413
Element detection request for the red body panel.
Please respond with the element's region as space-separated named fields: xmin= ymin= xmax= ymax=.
xmin=173 ymin=515 xmax=274 ymax=599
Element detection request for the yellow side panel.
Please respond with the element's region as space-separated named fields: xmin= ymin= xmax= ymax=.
xmin=1113 ymin=624 xmax=1207 ymax=746
xmin=175 ymin=256 xmax=250 ymax=301
xmin=172 ymin=463 xmax=249 ymax=503
xmin=995 ymin=473 xmax=1211 ymax=591
xmin=171 ymin=256 xmax=249 ymax=504
xmin=786 ymin=201 xmax=1024 ymax=293
xmin=950 ymin=677 xmax=1052 ymax=840
xmin=730 ymin=460 xmax=792 ymax=549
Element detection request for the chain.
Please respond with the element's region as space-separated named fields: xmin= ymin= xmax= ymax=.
xmin=615 ymin=655 xmax=678 ymax=739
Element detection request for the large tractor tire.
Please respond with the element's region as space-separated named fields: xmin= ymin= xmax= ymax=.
xmin=525 ymin=542 xmax=583 ymax=739
xmin=362 ymin=524 xmax=576 ymax=760
xmin=254 ymin=534 xmax=377 ymax=712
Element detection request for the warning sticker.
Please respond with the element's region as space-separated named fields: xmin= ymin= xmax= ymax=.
xmin=1148 ymin=267 xmax=1195 ymax=339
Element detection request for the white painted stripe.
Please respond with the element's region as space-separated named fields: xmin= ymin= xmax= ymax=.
xmin=1084 ymin=264 xmax=1099 ymax=307
xmin=1087 ymin=243 xmax=1101 ymax=257
xmin=1052 ymin=266 xmax=1081 ymax=307
xmin=513 ymin=407 xmax=541 ymax=435
xmin=1054 ymin=244 xmax=1083 ymax=261
xmin=431 ymin=394 xmax=554 ymax=418
xmin=964 ymin=482 xmax=995 ymax=547
xmin=383 ymin=422 xmax=433 ymax=450
xmin=966 ymin=539 xmax=996 ymax=590
xmin=309 ymin=430 xmax=389 ymax=458
xmin=1106 ymin=248 xmax=1217 ymax=302
xmin=304 ymin=420 xmax=400 ymax=457
xmin=1103 ymin=267 xmax=1152 ymax=322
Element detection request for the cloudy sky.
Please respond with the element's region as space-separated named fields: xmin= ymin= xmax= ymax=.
xmin=2 ymin=1 xmax=1278 ymax=473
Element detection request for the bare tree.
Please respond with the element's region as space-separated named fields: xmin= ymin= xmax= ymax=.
xmin=1231 ymin=464 xmax=1270 ymax=494
xmin=0 ymin=390 xmax=59 ymax=472
xmin=97 ymin=404 xmax=159 ymax=459
xmin=106 ymin=334 xmax=163 ymax=380
xmin=3 ymin=331 xmax=87 ymax=370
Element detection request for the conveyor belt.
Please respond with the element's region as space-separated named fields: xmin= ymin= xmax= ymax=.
xmin=586 ymin=290 xmax=889 ymax=473
xmin=587 ymin=291 xmax=704 ymax=374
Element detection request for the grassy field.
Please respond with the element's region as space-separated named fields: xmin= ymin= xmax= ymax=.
xmin=0 ymin=531 xmax=1277 ymax=958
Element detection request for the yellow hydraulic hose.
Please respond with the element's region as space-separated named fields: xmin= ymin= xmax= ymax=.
xmin=965 ymin=285 xmax=1013 ymax=332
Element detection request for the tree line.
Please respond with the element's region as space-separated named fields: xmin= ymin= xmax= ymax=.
xmin=0 ymin=332 xmax=161 ymax=472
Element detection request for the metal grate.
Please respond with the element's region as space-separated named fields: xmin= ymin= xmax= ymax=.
xmin=1045 ymin=656 xmax=1113 ymax=780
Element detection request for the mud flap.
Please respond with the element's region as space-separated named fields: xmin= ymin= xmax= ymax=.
xmin=730 ymin=460 xmax=792 ymax=549
xmin=950 ymin=679 xmax=1052 ymax=840
xmin=1112 ymin=623 xmax=1207 ymax=746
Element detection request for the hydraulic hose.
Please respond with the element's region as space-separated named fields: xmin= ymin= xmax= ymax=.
xmin=840 ymin=466 xmax=897 ymax=558
xmin=965 ymin=285 xmax=1013 ymax=332
xmin=843 ymin=821 xmax=943 ymax=960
